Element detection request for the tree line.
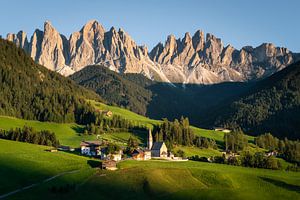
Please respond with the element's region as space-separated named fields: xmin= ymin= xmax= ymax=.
xmin=224 ymin=129 xmax=248 ymax=152
xmin=84 ymin=113 xmax=148 ymax=135
xmin=0 ymin=126 xmax=60 ymax=147
xmin=255 ymin=133 xmax=300 ymax=163
xmin=153 ymin=117 xmax=217 ymax=151
xmin=211 ymin=151 xmax=281 ymax=170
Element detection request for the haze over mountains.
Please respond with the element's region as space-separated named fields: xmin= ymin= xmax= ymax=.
xmin=7 ymin=20 xmax=300 ymax=84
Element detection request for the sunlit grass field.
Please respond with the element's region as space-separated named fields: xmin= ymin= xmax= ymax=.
xmin=0 ymin=116 xmax=96 ymax=147
xmin=0 ymin=138 xmax=299 ymax=200
xmin=0 ymin=139 xmax=94 ymax=195
xmin=67 ymin=160 xmax=300 ymax=200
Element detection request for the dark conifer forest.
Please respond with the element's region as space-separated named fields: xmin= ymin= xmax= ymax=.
xmin=0 ymin=39 xmax=101 ymax=124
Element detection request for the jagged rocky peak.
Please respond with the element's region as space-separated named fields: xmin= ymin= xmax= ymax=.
xmin=81 ymin=19 xmax=105 ymax=40
xmin=203 ymin=33 xmax=224 ymax=64
xmin=149 ymin=42 xmax=164 ymax=62
xmin=68 ymin=20 xmax=107 ymax=71
xmin=221 ymin=44 xmax=236 ymax=66
xmin=6 ymin=21 xmax=300 ymax=84
xmin=182 ymin=32 xmax=192 ymax=44
xmin=192 ymin=30 xmax=205 ymax=51
xmin=7 ymin=31 xmax=29 ymax=52
xmin=165 ymin=34 xmax=177 ymax=53
xmin=35 ymin=21 xmax=68 ymax=72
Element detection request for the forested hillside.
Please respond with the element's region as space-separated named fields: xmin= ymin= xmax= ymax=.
xmin=0 ymin=39 xmax=101 ymax=123
xmin=70 ymin=65 xmax=153 ymax=115
xmin=70 ymin=62 xmax=300 ymax=139
xmin=70 ymin=65 xmax=251 ymax=125
xmin=215 ymin=61 xmax=300 ymax=139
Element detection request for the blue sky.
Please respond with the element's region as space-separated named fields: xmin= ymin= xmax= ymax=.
xmin=1 ymin=0 xmax=299 ymax=52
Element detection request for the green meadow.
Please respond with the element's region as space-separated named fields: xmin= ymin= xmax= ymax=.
xmin=2 ymin=102 xmax=298 ymax=200
xmin=2 ymin=142 xmax=298 ymax=200
xmin=0 ymin=139 xmax=95 ymax=196
xmin=88 ymin=100 xmax=160 ymax=128
xmin=0 ymin=116 xmax=96 ymax=147
xmin=0 ymin=100 xmax=232 ymax=152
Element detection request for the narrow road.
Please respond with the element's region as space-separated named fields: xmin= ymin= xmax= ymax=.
xmin=0 ymin=170 xmax=80 ymax=199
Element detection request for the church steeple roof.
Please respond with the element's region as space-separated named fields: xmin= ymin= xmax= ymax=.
xmin=147 ymin=129 xmax=153 ymax=150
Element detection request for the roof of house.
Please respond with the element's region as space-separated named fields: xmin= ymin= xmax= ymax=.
xmin=134 ymin=149 xmax=144 ymax=154
xmin=102 ymin=160 xmax=117 ymax=167
xmin=131 ymin=149 xmax=143 ymax=156
xmin=151 ymin=142 xmax=165 ymax=150
xmin=80 ymin=141 xmax=102 ymax=146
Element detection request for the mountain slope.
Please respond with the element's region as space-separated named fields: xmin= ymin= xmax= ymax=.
xmin=0 ymin=39 xmax=101 ymax=123
xmin=214 ymin=61 xmax=300 ymax=139
xmin=70 ymin=65 xmax=153 ymax=115
xmin=70 ymin=65 xmax=252 ymax=126
xmin=7 ymin=20 xmax=300 ymax=84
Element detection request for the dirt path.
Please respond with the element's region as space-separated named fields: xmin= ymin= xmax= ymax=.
xmin=0 ymin=170 xmax=80 ymax=199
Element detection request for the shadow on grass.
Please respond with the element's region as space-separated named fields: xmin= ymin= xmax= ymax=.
xmin=71 ymin=125 xmax=85 ymax=135
xmin=259 ymin=177 xmax=300 ymax=193
xmin=131 ymin=128 xmax=147 ymax=146
xmin=87 ymin=160 xmax=101 ymax=168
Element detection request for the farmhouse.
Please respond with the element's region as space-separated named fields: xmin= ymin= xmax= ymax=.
xmin=103 ymin=110 xmax=113 ymax=117
xmin=132 ymin=149 xmax=151 ymax=160
xmin=95 ymin=109 xmax=113 ymax=117
xmin=80 ymin=141 xmax=102 ymax=156
xmin=100 ymin=148 xmax=123 ymax=161
xmin=266 ymin=150 xmax=278 ymax=157
xmin=214 ymin=127 xmax=231 ymax=133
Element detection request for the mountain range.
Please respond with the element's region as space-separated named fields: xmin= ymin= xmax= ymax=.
xmin=7 ymin=20 xmax=300 ymax=84
xmin=4 ymin=20 xmax=300 ymax=139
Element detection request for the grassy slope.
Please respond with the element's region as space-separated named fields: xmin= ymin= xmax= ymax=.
xmin=100 ymin=132 xmax=145 ymax=147
xmin=1 ymin=137 xmax=299 ymax=200
xmin=67 ymin=160 xmax=300 ymax=200
xmin=0 ymin=139 xmax=94 ymax=195
xmin=0 ymin=97 xmax=254 ymax=158
xmin=89 ymin=100 xmax=230 ymax=142
xmin=173 ymin=146 xmax=222 ymax=157
xmin=0 ymin=116 xmax=96 ymax=147
xmin=0 ymin=116 xmax=145 ymax=148
xmin=88 ymin=100 xmax=159 ymax=127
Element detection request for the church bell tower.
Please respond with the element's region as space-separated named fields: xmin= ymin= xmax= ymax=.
xmin=147 ymin=129 xmax=153 ymax=150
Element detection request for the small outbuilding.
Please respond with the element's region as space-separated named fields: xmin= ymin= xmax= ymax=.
xmin=102 ymin=160 xmax=117 ymax=170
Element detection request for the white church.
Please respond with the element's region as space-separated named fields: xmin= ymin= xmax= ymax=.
xmin=147 ymin=129 xmax=168 ymax=158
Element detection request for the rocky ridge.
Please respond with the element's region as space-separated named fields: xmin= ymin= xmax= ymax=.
xmin=7 ymin=20 xmax=300 ymax=84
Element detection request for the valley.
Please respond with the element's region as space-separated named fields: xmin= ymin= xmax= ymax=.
xmin=0 ymin=139 xmax=299 ymax=200
xmin=1 ymin=3 xmax=300 ymax=199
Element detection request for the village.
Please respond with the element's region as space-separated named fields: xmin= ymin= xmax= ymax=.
xmin=76 ymin=129 xmax=188 ymax=170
